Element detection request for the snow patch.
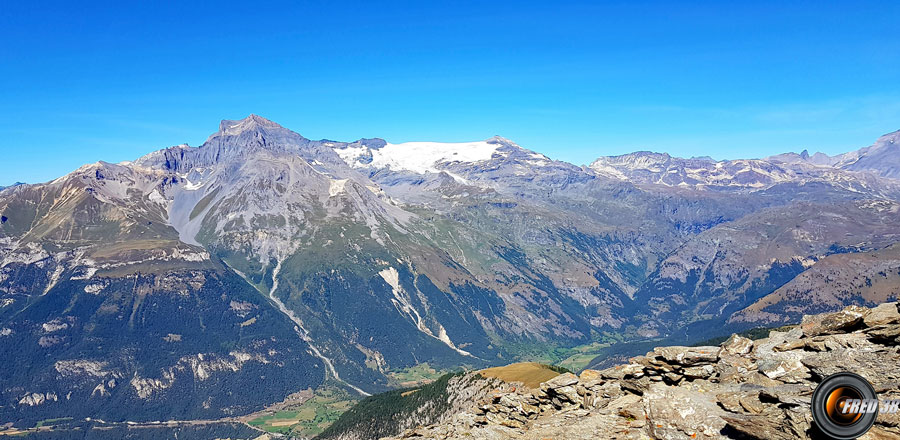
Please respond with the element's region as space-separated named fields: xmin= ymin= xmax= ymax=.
xmin=329 ymin=179 xmax=348 ymax=197
xmin=366 ymin=141 xmax=500 ymax=174
xmin=84 ymin=282 xmax=106 ymax=294
xmin=183 ymin=178 xmax=205 ymax=191
xmin=335 ymin=145 xmax=368 ymax=165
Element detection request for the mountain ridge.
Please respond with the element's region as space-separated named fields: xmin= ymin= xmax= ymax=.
xmin=7 ymin=116 xmax=899 ymax=189
xmin=3 ymin=115 xmax=900 ymax=431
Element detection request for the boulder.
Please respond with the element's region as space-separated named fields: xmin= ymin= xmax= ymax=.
xmin=498 ymin=394 xmax=519 ymax=409
xmin=540 ymin=373 xmax=581 ymax=406
xmin=783 ymin=333 xmax=871 ymax=351
xmin=620 ymin=376 xmax=651 ymax=396
xmin=652 ymin=346 xmax=719 ymax=366
xmin=599 ymin=364 xmax=643 ymax=381
xmin=719 ymin=334 xmax=753 ymax=356
xmin=867 ymin=324 xmax=900 ymax=345
xmin=579 ymin=369 xmax=602 ymax=382
xmin=863 ymin=302 xmax=900 ymax=327
xmin=612 ymin=394 xmax=646 ymax=427
xmin=553 ymin=385 xmax=581 ymax=404
xmin=499 ymin=417 xmax=526 ymax=429
xmin=758 ymin=386 xmax=812 ymax=407
xmin=622 ymin=363 xmax=646 ymax=377
xmin=743 ymin=372 xmax=782 ymax=387
xmin=644 ymin=384 xmax=727 ymax=439
xmin=722 ymin=407 xmax=805 ymax=440
xmin=582 ymin=381 xmax=624 ymax=409
xmin=738 ymin=394 xmax=766 ymax=414
xmin=773 ymin=339 xmax=805 ymax=352
xmin=757 ymin=358 xmax=809 ymax=383
xmin=714 ymin=355 xmax=756 ymax=383
xmin=683 ymin=364 xmax=715 ymax=380
xmin=484 ymin=411 xmax=507 ymax=425
xmin=541 ymin=372 xmax=578 ymax=389
xmin=861 ymin=426 xmax=900 ymax=439
xmin=518 ymin=401 xmax=539 ymax=416
xmin=819 ymin=332 xmax=873 ymax=351
xmin=802 ymin=305 xmax=868 ymax=337
xmin=801 ymin=350 xmax=900 ymax=391
xmin=715 ymin=391 xmax=744 ymax=413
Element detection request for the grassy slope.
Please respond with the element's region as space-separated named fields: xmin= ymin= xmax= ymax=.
xmin=478 ymin=362 xmax=562 ymax=389
xmin=248 ymin=386 xmax=357 ymax=438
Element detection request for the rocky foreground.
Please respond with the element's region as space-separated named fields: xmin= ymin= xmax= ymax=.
xmin=386 ymin=303 xmax=900 ymax=439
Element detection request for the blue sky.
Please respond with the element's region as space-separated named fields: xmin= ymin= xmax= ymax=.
xmin=2 ymin=1 xmax=899 ymax=185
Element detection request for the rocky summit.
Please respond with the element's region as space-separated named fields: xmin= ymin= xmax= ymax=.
xmin=384 ymin=302 xmax=900 ymax=440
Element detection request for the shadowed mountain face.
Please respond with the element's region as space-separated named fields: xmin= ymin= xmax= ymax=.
xmin=2 ymin=115 xmax=899 ymax=424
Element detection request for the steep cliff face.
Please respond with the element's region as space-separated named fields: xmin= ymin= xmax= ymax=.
xmin=383 ymin=303 xmax=900 ymax=440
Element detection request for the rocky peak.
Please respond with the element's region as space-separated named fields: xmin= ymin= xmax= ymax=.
xmin=767 ymin=149 xmax=838 ymax=166
xmin=0 ymin=182 xmax=25 ymax=192
xmin=136 ymin=115 xmax=354 ymax=173
xmin=613 ymin=150 xmax=674 ymax=163
xmin=767 ymin=129 xmax=900 ymax=178
xmin=836 ymin=129 xmax=900 ymax=179
xmin=485 ymin=135 xmax=516 ymax=146
xmin=483 ymin=135 xmax=547 ymax=159
xmin=205 ymin=114 xmax=304 ymax=147
xmin=588 ymin=151 xmax=678 ymax=175
xmin=388 ymin=302 xmax=900 ymax=439
xmin=872 ymin=129 xmax=900 ymax=148
xmin=216 ymin=114 xmax=285 ymax=137
xmin=350 ymin=137 xmax=388 ymax=149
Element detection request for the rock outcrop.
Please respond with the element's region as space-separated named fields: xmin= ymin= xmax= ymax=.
xmin=385 ymin=302 xmax=900 ymax=439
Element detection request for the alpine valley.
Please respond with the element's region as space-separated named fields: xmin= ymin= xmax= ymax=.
xmin=3 ymin=115 xmax=900 ymax=435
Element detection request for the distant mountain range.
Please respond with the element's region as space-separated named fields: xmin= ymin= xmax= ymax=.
xmin=590 ymin=129 xmax=900 ymax=189
xmin=2 ymin=115 xmax=900 ymax=426
xmin=0 ymin=182 xmax=24 ymax=192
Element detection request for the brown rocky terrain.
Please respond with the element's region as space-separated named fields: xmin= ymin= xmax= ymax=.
xmin=732 ymin=245 xmax=900 ymax=326
xmin=385 ymin=302 xmax=900 ymax=440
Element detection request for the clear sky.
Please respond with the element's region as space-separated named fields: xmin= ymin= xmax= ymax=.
xmin=2 ymin=1 xmax=899 ymax=186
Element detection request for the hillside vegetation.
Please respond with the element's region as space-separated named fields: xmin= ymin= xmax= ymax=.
xmin=316 ymin=371 xmax=516 ymax=440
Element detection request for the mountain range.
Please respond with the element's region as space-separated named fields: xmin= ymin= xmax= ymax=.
xmin=2 ymin=115 xmax=900 ymax=427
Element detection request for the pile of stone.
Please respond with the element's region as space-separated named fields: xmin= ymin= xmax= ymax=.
xmin=388 ymin=302 xmax=900 ymax=439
